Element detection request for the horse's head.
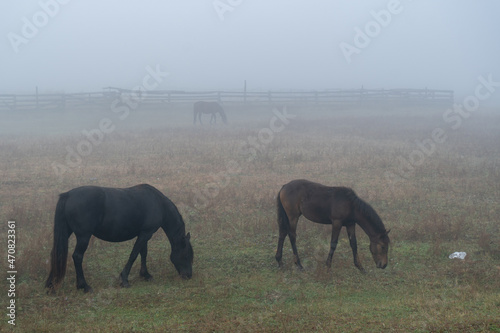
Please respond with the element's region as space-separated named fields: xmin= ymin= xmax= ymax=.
xmin=369 ymin=229 xmax=390 ymax=269
xmin=170 ymin=232 xmax=194 ymax=279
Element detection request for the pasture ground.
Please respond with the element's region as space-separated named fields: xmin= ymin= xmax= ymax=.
xmin=1 ymin=103 xmax=499 ymax=332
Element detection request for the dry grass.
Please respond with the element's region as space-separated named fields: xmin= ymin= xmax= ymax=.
xmin=1 ymin=104 xmax=499 ymax=332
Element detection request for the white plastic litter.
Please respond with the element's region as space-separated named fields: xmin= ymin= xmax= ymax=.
xmin=448 ymin=252 xmax=467 ymax=259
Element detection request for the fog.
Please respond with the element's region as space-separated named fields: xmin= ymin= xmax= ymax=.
xmin=2 ymin=1 xmax=500 ymax=100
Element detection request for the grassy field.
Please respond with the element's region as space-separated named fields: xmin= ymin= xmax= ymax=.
xmin=1 ymin=103 xmax=499 ymax=332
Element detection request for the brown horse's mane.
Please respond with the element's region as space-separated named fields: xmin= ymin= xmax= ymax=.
xmin=349 ymin=191 xmax=387 ymax=235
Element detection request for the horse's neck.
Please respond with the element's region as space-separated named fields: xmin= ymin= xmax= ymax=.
xmin=161 ymin=209 xmax=185 ymax=245
xmin=354 ymin=211 xmax=380 ymax=240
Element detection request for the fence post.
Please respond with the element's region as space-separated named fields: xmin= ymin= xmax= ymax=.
xmin=243 ymin=80 xmax=247 ymax=105
xmin=35 ymin=86 xmax=39 ymax=111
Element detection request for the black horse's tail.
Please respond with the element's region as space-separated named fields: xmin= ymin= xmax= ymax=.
xmin=45 ymin=193 xmax=70 ymax=290
xmin=276 ymin=190 xmax=290 ymax=234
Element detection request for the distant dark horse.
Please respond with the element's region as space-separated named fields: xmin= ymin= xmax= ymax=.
xmin=45 ymin=184 xmax=194 ymax=293
xmin=193 ymin=101 xmax=227 ymax=125
xmin=275 ymin=179 xmax=390 ymax=272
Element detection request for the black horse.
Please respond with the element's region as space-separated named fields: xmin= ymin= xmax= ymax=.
xmin=275 ymin=179 xmax=390 ymax=272
xmin=45 ymin=184 xmax=193 ymax=293
xmin=193 ymin=101 xmax=227 ymax=125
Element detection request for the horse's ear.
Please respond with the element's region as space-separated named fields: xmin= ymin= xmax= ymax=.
xmin=383 ymin=229 xmax=391 ymax=241
xmin=186 ymin=232 xmax=191 ymax=241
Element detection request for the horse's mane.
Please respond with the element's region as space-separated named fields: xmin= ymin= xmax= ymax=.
xmin=139 ymin=184 xmax=186 ymax=237
xmin=348 ymin=190 xmax=386 ymax=234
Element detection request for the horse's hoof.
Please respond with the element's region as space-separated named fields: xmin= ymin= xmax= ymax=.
xmin=77 ymin=283 xmax=92 ymax=293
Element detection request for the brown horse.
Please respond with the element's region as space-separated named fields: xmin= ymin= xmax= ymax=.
xmin=275 ymin=179 xmax=390 ymax=272
xmin=193 ymin=101 xmax=227 ymax=125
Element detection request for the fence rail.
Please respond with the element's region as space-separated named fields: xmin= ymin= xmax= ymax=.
xmin=0 ymin=87 xmax=454 ymax=111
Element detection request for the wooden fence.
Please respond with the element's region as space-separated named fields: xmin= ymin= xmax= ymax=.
xmin=0 ymin=87 xmax=454 ymax=111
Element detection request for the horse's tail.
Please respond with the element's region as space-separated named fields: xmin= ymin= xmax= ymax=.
xmin=45 ymin=192 xmax=70 ymax=290
xmin=276 ymin=189 xmax=290 ymax=234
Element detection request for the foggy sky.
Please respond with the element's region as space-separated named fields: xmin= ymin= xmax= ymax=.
xmin=2 ymin=1 xmax=500 ymax=99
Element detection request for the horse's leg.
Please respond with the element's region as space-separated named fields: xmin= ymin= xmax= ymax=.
xmin=120 ymin=233 xmax=152 ymax=287
xmin=346 ymin=224 xmax=366 ymax=273
xmin=325 ymin=220 xmax=343 ymax=269
xmin=288 ymin=217 xmax=303 ymax=270
xmin=275 ymin=223 xmax=287 ymax=267
xmin=139 ymin=241 xmax=153 ymax=281
xmin=72 ymin=234 xmax=93 ymax=293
